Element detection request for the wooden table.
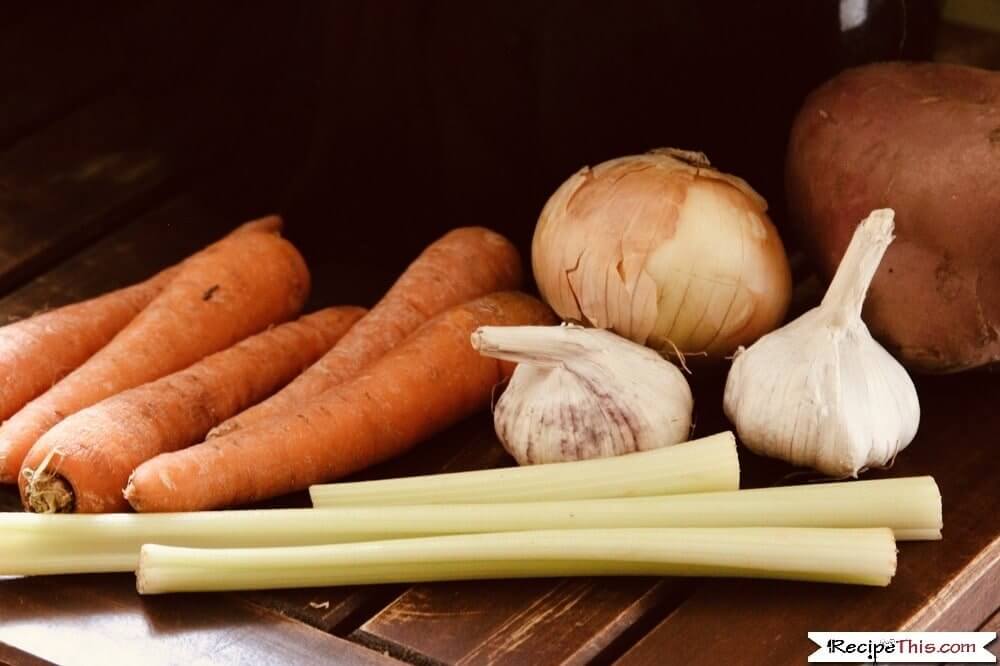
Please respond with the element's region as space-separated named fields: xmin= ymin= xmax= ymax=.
xmin=0 ymin=9 xmax=998 ymax=666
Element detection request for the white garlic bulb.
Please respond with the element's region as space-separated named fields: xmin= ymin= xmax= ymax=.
xmin=723 ymin=209 xmax=920 ymax=477
xmin=471 ymin=324 xmax=693 ymax=465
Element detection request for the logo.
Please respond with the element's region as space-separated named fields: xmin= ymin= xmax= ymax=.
xmin=808 ymin=632 xmax=996 ymax=663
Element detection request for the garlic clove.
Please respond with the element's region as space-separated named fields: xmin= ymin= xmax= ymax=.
xmin=723 ymin=209 xmax=920 ymax=477
xmin=472 ymin=325 xmax=693 ymax=466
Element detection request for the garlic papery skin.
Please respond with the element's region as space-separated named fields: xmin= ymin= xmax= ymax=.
xmin=723 ymin=209 xmax=920 ymax=477
xmin=471 ymin=325 xmax=693 ymax=465
xmin=532 ymin=148 xmax=792 ymax=361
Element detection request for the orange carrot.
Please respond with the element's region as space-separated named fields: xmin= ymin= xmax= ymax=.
xmin=126 ymin=292 xmax=556 ymax=512
xmin=0 ymin=216 xmax=282 ymax=425
xmin=0 ymin=278 xmax=169 ymax=424
xmin=208 ymin=227 xmax=522 ymax=438
xmin=0 ymin=228 xmax=309 ymax=483
xmin=19 ymin=306 xmax=364 ymax=513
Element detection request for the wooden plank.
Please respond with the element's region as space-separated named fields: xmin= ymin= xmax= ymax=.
xmin=981 ymin=606 xmax=1000 ymax=632
xmin=0 ymin=574 xmax=401 ymax=666
xmin=0 ymin=196 xmax=220 ymax=321
xmin=944 ymin=606 xmax=1000 ymax=666
xmin=615 ymin=372 xmax=1000 ymax=666
xmin=0 ymin=643 xmax=54 ymax=666
xmin=0 ymin=2 xmax=143 ymax=147
xmin=0 ymin=3 xmax=236 ymax=149
xmin=0 ymin=94 xmax=173 ymax=294
xmin=356 ymin=578 xmax=684 ymax=666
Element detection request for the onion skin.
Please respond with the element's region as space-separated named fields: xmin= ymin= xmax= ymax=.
xmin=532 ymin=150 xmax=792 ymax=360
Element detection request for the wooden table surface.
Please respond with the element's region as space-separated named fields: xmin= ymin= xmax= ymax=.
xmin=0 ymin=10 xmax=998 ymax=666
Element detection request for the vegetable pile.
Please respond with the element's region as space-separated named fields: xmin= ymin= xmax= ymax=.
xmin=21 ymin=306 xmax=365 ymax=513
xmin=1 ymin=61 xmax=974 ymax=596
xmin=125 ymin=292 xmax=556 ymax=512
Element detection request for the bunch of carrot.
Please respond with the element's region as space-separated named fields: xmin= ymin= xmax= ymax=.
xmin=0 ymin=216 xmax=552 ymax=514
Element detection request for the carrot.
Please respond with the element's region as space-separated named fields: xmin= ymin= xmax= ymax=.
xmin=125 ymin=292 xmax=556 ymax=512
xmin=0 ymin=228 xmax=309 ymax=483
xmin=0 ymin=216 xmax=282 ymax=425
xmin=208 ymin=227 xmax=522 ymax=438
xmin=18 ymin=307 xmax=364 ymax=513
xmin=0 ymin=278 xmax=170 ymax=424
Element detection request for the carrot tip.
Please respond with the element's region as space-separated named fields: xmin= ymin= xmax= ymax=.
xmin=21 ymin=468 xmax=74 ymax=513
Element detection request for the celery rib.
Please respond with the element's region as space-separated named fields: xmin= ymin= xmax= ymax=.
xmin=309 ymin=432 xmax=739 ymax=506
xmin=136 ymin=527 xmax=898 ymax=594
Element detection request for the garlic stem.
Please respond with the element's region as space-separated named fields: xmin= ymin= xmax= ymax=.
xmin=137 ymin=527 xmax=897 ymax=594
xmin=820 ymin=208 xmax=895 ymax=326
xmin=471 ymin=324 xmax=589 ymax=366
xmin=311 ymin=432 xmax=735 ymax=506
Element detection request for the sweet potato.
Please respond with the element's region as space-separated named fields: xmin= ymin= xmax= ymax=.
xmin=786 ymin=62 xmax=1000 ymax=373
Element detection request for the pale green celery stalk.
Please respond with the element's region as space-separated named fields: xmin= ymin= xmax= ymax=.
xmin=310 ymin=475 xmax=939 ymax=540
xmin=0 ymin=510 xmax=327 ymax=576
xmin=0 ymin=475 xmax=939 ymax=576
xmin=136 ymin=527 xmax=898 ymax=594
xmin=309 ymin=431 xmax=739 ymax=506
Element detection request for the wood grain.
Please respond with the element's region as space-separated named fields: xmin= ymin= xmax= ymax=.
xmin=0 ymin=196 xmax=220 ymax=321
xmin=357 ymin=578 xmax=684 ymax=666
xmin=0 ymin=94 xmax=173 ymax=294
xmin=615 ymin=372 xmax=1000 ymax=666
xmin=945 ymin=606 xmax=1000 ymax=665
xmin=980 ymin=606 xmax=1000 ymax=632
xmin=0 ymin=575 xmax=401 ymax=666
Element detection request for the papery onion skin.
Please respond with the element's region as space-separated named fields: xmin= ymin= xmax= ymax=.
xmin=532 ymin=149 xmax=792 ymax=360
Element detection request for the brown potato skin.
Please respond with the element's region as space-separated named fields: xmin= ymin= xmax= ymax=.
xmin=786 ymin=62 xmax=1000 ymax=373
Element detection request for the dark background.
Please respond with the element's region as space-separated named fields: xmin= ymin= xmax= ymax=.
xmin=113 ymin=0 xmax=939 ymax=274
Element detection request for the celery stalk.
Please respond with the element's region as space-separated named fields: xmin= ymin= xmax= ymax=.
xmin=0 ymin=476 xmax=937 ymax=576
xmin=136 ymin=527 xmax=898 ymax=594
xmin=309 ymin=432 xmax=739 ymax=506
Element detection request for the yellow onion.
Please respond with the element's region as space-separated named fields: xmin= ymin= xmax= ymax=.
xmin=532 ymin=148 xmax=792 ymax=360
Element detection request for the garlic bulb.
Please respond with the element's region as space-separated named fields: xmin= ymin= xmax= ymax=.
xmin=723 ymin=209 xmax=920 ymax=477
xmin=472 ymin=325 xmax=693 ymax=465
xmin=532 ymin=148 xmax=792 ymax=360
